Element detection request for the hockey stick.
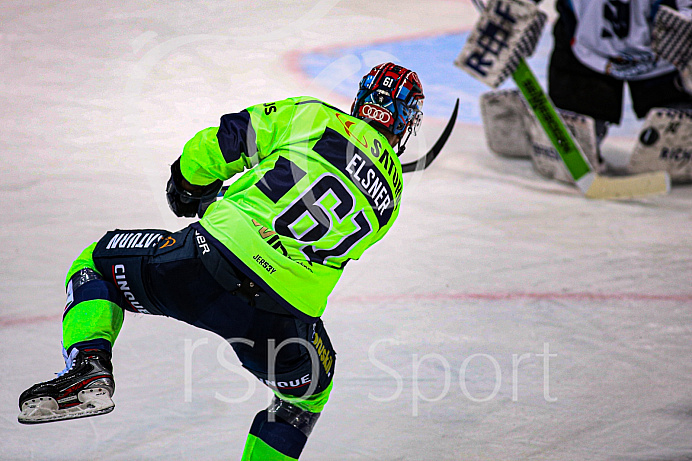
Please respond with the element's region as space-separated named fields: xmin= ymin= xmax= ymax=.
xmin=401 ymin=98 xmax=460 ymax=173
xmin=459 ymin=0 xmax=671 ymax=199
xmin=512 ymin=59 xmax=670 ymax=198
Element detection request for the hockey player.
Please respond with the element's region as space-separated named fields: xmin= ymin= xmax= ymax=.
xmin=548 ymin=0 xmax=692 ymax=142
xmin=17 ymin=62 xmax=424 ymax=460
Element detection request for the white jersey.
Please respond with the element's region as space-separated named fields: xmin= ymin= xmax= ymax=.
xmin=569 ymin=0 xmax=692 ymax=80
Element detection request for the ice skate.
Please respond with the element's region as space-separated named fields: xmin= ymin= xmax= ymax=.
xmin=18 ymin=348 xmax=115 ymax=424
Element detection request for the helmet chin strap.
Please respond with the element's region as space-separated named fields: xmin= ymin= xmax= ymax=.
xmin=395 ymin=126 xmax=414 ymax=157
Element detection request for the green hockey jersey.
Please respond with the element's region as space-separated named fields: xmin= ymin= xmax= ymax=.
xmin=180 ymin=96 xmax=403 ymax=321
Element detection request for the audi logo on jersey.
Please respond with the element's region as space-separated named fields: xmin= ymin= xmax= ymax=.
xmin=359 ymin=104 xmax=393 ymax=126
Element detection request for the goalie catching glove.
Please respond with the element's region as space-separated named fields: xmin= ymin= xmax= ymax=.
xmin=166 ymin=157 xmax=222 ymax=218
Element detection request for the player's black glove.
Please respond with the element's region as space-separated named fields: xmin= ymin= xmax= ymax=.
xmin=166 ymin=157 xmax=223 ymax=218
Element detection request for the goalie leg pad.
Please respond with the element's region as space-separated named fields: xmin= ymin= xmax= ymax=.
xmin=527 ymin=109 xmax=604 ymax=183
xmin=480 ymin=89 xmax=533 ymax=158
xmin=627 ymin=108 xmax=692 ymax=183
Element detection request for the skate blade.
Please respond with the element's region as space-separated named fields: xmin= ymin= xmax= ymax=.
xmin=18 ymin=388 xmax=114 ymax=424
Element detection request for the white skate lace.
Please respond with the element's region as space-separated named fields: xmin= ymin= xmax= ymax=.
xmin=57 ymin=345 xmax=79 ymax=377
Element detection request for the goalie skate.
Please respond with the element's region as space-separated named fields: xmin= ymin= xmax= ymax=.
xmin=18 ymin=348 xmax=115 ymax=424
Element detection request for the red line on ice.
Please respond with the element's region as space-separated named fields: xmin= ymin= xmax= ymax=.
xmin=0 ymin=313 xmax=61 ymax=327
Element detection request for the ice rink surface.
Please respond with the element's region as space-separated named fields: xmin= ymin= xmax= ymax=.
xmin=2 ymin=1 xmax=691 ymax=459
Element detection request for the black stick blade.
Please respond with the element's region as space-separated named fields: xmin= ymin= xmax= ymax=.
xmin=401 ymin=98 xmax=460 ymax=173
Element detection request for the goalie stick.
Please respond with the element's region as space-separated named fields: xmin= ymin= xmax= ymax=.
xmin=512 ymin=60 xmax=670 ymax=198
xmin=219 ymin=99 xmax=460 ymax=196
xmin=458 ymin=0 xmax=670 ymax=199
